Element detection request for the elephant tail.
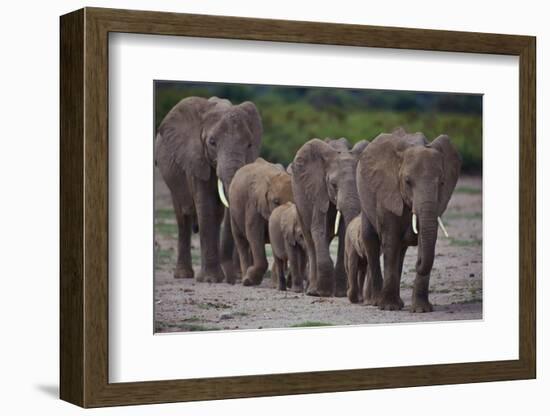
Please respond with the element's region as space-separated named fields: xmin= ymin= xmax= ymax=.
xmin=192 ymin=216 xmax=199 ymax=234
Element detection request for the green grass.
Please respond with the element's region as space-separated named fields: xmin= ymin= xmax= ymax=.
xmin=155 ymin=221 xmax=177 ymax=236
xmin=155 ymin=322 xmax=221 ymax=332
xmin=155 ymin=209 xmax=175 ymax=220
xmin=454 ymin=186 xmax=482 ymax=195
xmin=290 ymin=321 xmax=333 ymax=328
xmin=444 ymin=212 xmax=482 ymax=220
xmin=449 ymin=238 xmax=482 ymax=247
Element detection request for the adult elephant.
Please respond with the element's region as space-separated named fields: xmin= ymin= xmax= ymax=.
xmin=357 ymin=128 xmax=461 ymax=312
xmin=155 ymin=96 xmax=262 ymax=283
xmin=291 ymin=138 xmax=369 ymax=297
xmin=229 ymin=158 xmax=293 ymax=286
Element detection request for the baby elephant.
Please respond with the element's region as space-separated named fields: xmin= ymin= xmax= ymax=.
xmin=269 ymin=202 xmax=308 ymax=292
xmin=344 ymin=215 xmax=368 ymax=304
xmin=229 ymin=158 xmax=293 ymax=286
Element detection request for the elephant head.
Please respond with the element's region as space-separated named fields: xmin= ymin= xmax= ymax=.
xmin=359 ymin=128 xmax=461 ymax=276
xmin=292 ymin=138 xmax=369 ymax=232
xmin=251 ymin=160 xmax=294 ymax=221
xmin=157 ymin=96 xmax=262 ymax=200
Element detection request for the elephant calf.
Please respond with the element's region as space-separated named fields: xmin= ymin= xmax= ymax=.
xmin=268 ymin=202 xmax=308 ymax=292
xmin=229 ymin=158 xmax=293 ymax=286
xmin=344 ymin=215 xmax=368 ymax=304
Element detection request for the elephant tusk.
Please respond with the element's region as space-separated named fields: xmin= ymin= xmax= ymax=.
xmin=217 ymin=179 xmax=229 ymax=208
xmin=412 ymin=213 xmax=418 ymax=234
xmin=438 ymin=216 xmax=449 ymax=238
xmin=334 ymin=210 xmax=341 ymax=235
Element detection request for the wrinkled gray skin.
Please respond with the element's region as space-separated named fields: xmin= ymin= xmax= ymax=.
xmin=155 ymin=97 xmax=262 ymax=283
xmin=268 ymin=202 xmax=307 ymax=292
xmin=229 ymin=158 xmax=294 ymax=286
xmin=292 ymin=138 xmax=369 ymax=297
xmin=344 ymin=215 xmax=368 ymax=303
xmin=356 ymin=128 xmax=461 ymax=312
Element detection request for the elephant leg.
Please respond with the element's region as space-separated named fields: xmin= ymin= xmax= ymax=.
xmin=334 ymin=220 xmax=347 ymax=297
xmin=194 ymin=182 xmax=224 ymax=283
xmin=233 ymin=247 xmax=242 ymax=280
xmin=363 ymin=220 xmax=383 ymax=305
xmin=231 ymin=217 xmax=251 ymax=278
xmin=287 ymin=243 xmax=304 ymax=293
xmin=274 ymin=257 xmax=287 ymax=291
xmin=357 ymin=259 xmax=367 ymax=302
xmin=220 ymin=208 xmax=237 ymax=284
xmin=242 ymin=214 xmax=268 ymax=286
xmin=171 ymin=199 xmax=194 ymax=279
xmin=346 ymin=251 xmax=361 ymax=303
xmin=378 ymin=242 xmax=406 ymax=311
xmin=308 ymin=220 xmax=334 ymax=297
xmin=411 ymin=269 xmax=433 ymax=313
xmin=303 ymin=230 xmax=317 ymax=293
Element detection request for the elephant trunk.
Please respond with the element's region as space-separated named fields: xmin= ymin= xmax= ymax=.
xmin=337 ymin=180 xmax=361 ymax=228
xmin=217 ymin=153 xmax=246 ymax=194
xmin=416 ymin=204 xmax=438 ymax=276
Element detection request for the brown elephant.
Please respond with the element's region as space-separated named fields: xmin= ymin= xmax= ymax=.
xmin=155 ymin=96 xmax=262 ymax=283
xmin=291 ymin=138 xmax=369 ymax=297
xmin=268 ymin=202 xmax=307 ymax=292
xmin=344 ymin=215 xmax=368 ymax=304
xmin=356 ymin=127 xmax=461 ymax=312
xmin=229 ymin=158 xmax=293 ymax=286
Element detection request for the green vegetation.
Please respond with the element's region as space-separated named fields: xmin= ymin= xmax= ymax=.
xmin=155 ymin=82 xmax=482 ymax=172
xmin=449 ymin=238 xmax=482 ymax=247
xmin=290 ymin=321 xmax=333 ymax=328
xmin=454 ymin=186 xmax=482 ymax=194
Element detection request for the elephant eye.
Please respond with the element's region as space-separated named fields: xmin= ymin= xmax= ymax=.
xmin=208 ymin=138 xmax=216 ymax=146
xmin=247 ymin=143 xmax=252 ymax=149
xmin=405 ymin=177 xmax=412 ymax=186
xmin=273 ymin=198 xmax=281 ymax=206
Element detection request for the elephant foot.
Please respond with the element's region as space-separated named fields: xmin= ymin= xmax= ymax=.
xmin=410 ymin=297 xmax=433 ymax=313
xmin=196 ymin=267 xmax=224 ymax=283
xmin=290 ymin=284 xmax=304 ymax=293
xmin=221 ymin=262 xmax=237 ymax=285
xmin=347 ymin=289 xmax=362 ymax=304
xmin=306 ymin=286 xmax=332 ymax=297
xmin=174 ymin=266 xmax=194 ymax=279
xmin=334 ymin=284 xmax=347 ymax=298
xmin=242 ymin=266 xmax=266 ymax=286
xmin=242 ymin=277 xmax=261 ymax=286
xmin=378 ymin=294 xmax=404 ymax=311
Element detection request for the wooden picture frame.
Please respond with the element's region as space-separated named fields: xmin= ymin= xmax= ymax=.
xmin=60 ymin=7 xmax=536 ymax=408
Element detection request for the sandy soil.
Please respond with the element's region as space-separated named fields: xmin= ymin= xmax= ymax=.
xmin=154 ymin=171 xmax=482 ymax=333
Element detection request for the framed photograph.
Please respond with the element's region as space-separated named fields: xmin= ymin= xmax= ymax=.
xmin=60 ymin=7 xmax=536 ymax=408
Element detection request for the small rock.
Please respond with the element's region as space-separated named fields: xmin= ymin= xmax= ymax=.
xmin=219 ymin=312 xmax=234 ymax=320
xmin=469 ymin=273 xmax=475 ymax=277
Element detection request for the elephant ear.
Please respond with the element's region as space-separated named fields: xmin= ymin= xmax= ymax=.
xmin=252 ymin=164 xmax=276 ymax=220
xmin=292 ymin=139 xmax=337 ymax=214
xmin=429 ymin=135 xmax=462 ymax=214
xmin=238 ymin=101 xmax=263 ymax=158
xmin=350 ymin=140 xmax=369 ymax=158
xmin=361 ymin=133 xmax=404 ymax=216
xmin=157 ymin=98 xmax=211 ymax=181
xmin=325 ymin=137 xmax=351 ymax=151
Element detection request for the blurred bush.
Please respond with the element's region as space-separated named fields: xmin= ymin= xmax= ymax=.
xmin=155 ymin=82 xmax=482 ymax=173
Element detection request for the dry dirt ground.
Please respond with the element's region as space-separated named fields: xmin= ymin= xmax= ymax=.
xmin=154 ymin=171 xmax=482 ymax=333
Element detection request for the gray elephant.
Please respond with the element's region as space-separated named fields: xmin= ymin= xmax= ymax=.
xmin=229 ymin=158 xmax=293 ymax=286
xmin=155 ymin=96 xmax=262 ymax=283
xmin=357 ymin=127 xmax=461 ymax=312
xmin=268 ymin=202 xmax=307 ymax=292
xmin=291 ymin=138 xmax=369 ymax=297
xmin=344 ymin=215 xmax=367 ymax=303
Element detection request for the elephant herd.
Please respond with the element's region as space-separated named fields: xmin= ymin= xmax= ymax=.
xmin=156 ymin=96 xmax=462 ymax=313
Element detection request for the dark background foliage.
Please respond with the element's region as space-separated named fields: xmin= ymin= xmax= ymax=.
xmin=155 ymin=81 xmax=482 ymax=172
